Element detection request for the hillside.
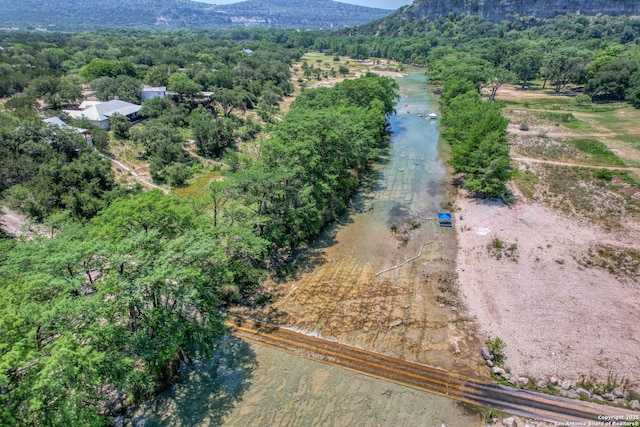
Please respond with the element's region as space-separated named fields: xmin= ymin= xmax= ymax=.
xmin=386 ymin=0 xmax=640 ymax=24
xmin=0 ymin=0 xmax=391 ymax=31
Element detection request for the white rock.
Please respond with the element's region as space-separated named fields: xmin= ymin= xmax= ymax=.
xmin=491 ymin=366 xmax=506 ymax=375
xmin=536 ymin=380 xmax=548 ymax=389
xmin=481 ymin=347 xmax=494 ymax=361
xmin=612 ymin=388 xmax=624 ymax=399
xmin=630 ymin=400 xmax=640 ymax=410
xmin=486 ymin=359 xmax=494 ymax=368
xmin=603 ymin=393 xmax=616 ymax=401
xmin=549 ymin=376 xmax=559 ymax=385
xmin=560 ymin=380 xmax=572 ymax=390
xmin=562 ymin=389 xmax=580 ymax=399
xmin=518 ymin=377 xmax=529 ymax=386
xmin=592 ymin=394 xmax=604 ymax=401
xmin=389 ymin=319 xmax=403 ymax=328
xmin=575 ymin=388 xmax=591 ymax=398
xmin=502 ymin=416 xmax=516 ymax=427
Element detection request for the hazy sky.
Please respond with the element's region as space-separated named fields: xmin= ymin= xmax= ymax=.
xmin=193 ymin=0 xmax=413 ymax=10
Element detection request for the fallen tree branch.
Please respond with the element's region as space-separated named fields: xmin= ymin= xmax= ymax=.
xmin=375 ymin=241 xmax=434 ymax=276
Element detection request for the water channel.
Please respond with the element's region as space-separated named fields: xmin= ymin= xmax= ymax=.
xmin=127 ymin=69 xmax=484 ymax=426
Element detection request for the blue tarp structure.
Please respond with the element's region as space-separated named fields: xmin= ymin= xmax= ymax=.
xmin=437 ymin=212 xmax=453 ymax=227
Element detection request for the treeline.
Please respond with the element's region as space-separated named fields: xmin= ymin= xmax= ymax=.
xmin=440 ymin=78 xmax=510 ymax=197
xmin=0 ymin=191 xmax=268 ymax=425
xmin=0 ymin=74 xmax=396 ymax=425
xmin=324 ymin=14 xmax=640 ymax=106
xmin=234 ymin=73 xmax=397 ymax=254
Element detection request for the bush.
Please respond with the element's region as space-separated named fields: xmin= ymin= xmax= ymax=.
xmin=164 ymin=163 xmax=192 ymax=188
xmin=594 ymin=169 xmax=614 ymax=181
xmin=486 ymin=336 xmax=506 ymax=365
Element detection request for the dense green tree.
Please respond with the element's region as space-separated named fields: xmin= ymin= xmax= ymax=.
xmin=109 ymin=113 xmax=130 ymax=140
xmin=91 ymin=75 xmax=142 ymax=103
xmin=441 ymin=77 xmax=511 ymax=197
xmin=585 ymin=57 xmax=640 ymax=101
xmin=510 ymin=46 xmax=544 ymax=89
xmin=544 ymin=47 xmax=590 ymax=94
xmin=25 ymin=76 xmax=83 ymax=109
xmin=79 ymin=59 xmax=137 ymax=81
xmin=0 ymin=189 xmax=269 ymax=425
xmin=1 ymin=122 xmax=115 ymax=220
xmin=168 ymin=72 xmax=202 ymax=102
xmin=190 ymin=106 xmax=235 ymax=158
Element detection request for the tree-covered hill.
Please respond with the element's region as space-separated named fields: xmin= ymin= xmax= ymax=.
xmin=389 ymin=0 xmax=640 ymax=25
xmin=0 ymin=0 xmax=392 ymax=31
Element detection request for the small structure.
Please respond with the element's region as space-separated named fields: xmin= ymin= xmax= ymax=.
xmin=428 ymin=113 xmax=438 ymax=119
xmin=437 ymin=212 xmax=453 ymax=227
xmin=140 ymin=85 xmax=167 ymax=101
xmin=242 ymin=48 xmax=253 ymax=55
xmin=64 ymin=99 xmax=141 ymax=130
xmin=42 ymin=117 xmax=91 ymax=142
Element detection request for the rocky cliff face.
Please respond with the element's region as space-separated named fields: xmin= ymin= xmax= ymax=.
xmin=403 ymin=0 xmax=639 ymax=22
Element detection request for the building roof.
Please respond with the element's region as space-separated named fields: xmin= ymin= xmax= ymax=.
xmin=142 ymin=85 xmax=167 ymax=92
xmin=79 ymin=100 xmax=102 ymax=109
xmin=64 ymin=99 xmax=141 ymax=122
xmin=42 ymin=117 xmax=87 ymax=134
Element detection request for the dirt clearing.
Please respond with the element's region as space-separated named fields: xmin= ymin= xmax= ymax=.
xmin=455 ymin=85 xmax=640 ymax=390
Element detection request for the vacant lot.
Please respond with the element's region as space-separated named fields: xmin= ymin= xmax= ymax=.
xmin=457 ymin=85 xmax=640 ymax=392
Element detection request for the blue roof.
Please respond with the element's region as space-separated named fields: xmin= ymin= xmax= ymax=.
xmin=437 ymin=212 xmax=452 ymax=220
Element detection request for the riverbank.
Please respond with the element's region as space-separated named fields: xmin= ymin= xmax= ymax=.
xmin=454 ymin=87 xmax=640 ymax=394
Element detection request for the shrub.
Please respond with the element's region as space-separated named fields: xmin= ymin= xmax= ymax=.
xmin=486 ymin=336 xmax=506 ymax=365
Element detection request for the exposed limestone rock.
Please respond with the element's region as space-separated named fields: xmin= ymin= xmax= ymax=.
xmin=575 ymin=388 xmax=591 ymax=398
xmin=481 ymin=347 xmax=494 ymax=361
xmin=491 ymin=366 xmax=506 ymax=376
xmin=403 ymin=0 xmax=640 ymax=24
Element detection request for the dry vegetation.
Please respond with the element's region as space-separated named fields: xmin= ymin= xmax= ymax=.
xmin=456 ymin=84 xmax=640 ymax=393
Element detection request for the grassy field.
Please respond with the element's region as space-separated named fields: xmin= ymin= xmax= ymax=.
xmin=500 ymin=84 xmax=640 ymax=170
xmin=171 ymin=169 xmax=221 ymax=199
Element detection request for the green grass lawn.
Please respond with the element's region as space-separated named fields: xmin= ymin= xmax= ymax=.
xmin=172 ymin=169 xmax=221 ymax=199
xmin=504 ymin=85 xmax=640 ymax=167
xmin=569 ymin=138 xmax=626 ymax=166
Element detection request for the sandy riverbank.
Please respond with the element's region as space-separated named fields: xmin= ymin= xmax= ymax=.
xmin=454 ymin=144 xmax=640 ymax=390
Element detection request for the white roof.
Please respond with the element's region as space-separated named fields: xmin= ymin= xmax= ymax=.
xmin=43 ymin=117 xmax=68 ymax=127
xmin=79 ymin=100 xmax=102 ymax=109
xmin=64 ymin=99 xmax=141 ymax=122
xmin=142 ymin=85 xmax=166 ymax=92
xmin=42 ymin=117 xmax=87 ymax=133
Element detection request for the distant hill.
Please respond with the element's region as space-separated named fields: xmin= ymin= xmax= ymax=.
xmin=0 ymin=0 xmax=392 ymax=31
xmin=380 ymin=0 xmax=640 ymax=25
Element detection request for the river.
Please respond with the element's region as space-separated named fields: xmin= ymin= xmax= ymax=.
xmin=126 ymin=69 xmax=484 ymax=426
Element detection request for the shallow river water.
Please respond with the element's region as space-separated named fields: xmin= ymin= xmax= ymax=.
xmin=127 ymin=69 xmax=483 ymax=426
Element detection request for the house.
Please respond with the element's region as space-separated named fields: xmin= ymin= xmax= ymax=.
xmin=140 ymin=85 xmax=167 ymax=101
xmin=42 ymin=116 xmax=92 ymax=145
xmin=64 ymin=99 xmax=141 ymax=130
xmin=242 ymin=48 xmax=253 ymax=55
